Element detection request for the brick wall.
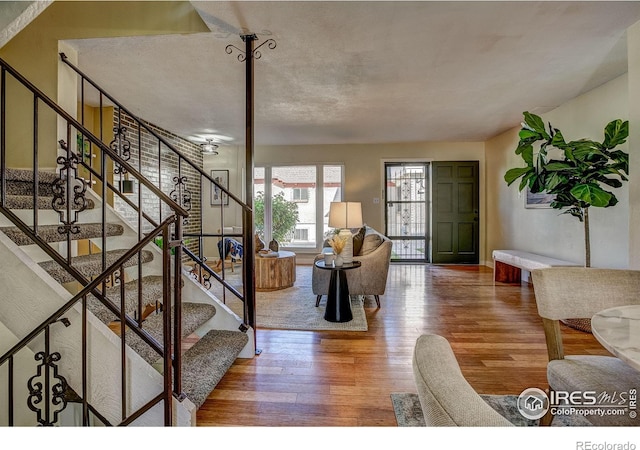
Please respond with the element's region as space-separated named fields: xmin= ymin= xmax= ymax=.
xmin=111 ymin=108 xmax=202 ymax=256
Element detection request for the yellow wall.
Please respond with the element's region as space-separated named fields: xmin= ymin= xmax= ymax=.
xmin=254 ymin=142 xmax=486 ymax=234
xmin=204 ymin=141 xmax=486 ymax=260
xmin=0 ymin=1 xmax=208 ymax=167
xmin=77 ymin=104 xmax=115 ymax=205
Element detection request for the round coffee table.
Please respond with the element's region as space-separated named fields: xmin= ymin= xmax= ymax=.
xmin=256 ymin=250 xmax=296 ymax=291
xmin=592 ymin=305 xmax=640 ymax=371
xmin=314 ymin=260 xmax=362 ymax=322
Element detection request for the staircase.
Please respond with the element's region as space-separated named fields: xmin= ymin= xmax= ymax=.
xmin=1 ymin=166 xmax=249 ymax=423
xmin=0 ymin=56 xmax=254 ymax=426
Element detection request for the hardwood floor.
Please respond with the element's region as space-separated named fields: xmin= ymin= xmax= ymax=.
xmin=195 ymin=263 xmax=608 ymax=427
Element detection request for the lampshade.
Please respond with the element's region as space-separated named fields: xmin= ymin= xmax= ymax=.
xmin=328 ymin=202 xmax=363 ymax=229
xmin=328 ymin=202 xmax=363 ymax=265
xmin=201 ymin=139 xmax=219 ymax=155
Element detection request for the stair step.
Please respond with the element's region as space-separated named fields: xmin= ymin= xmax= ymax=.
xmin=4 ymin=168 xmax=59 ymax=182
xmin=4 ymin=168 xmax=58 ymax=197
xmin=181 ymin=329 xmax=248 ymax=409
xmin=124 ymin=302 xmax=217 ymax=365
xmin=86 ymin=275 xmax=165 ymax=323
xmin=2 ymin=169 xmax=96 ymax=210
xmin=39 ymin=248 xmax=154 ymax=284
xmin=4 ymin=194 xmax=95 ymax=210
xmin=1 ymin=222 xmax=123 ymax=246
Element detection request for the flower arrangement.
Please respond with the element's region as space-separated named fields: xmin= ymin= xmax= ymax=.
xmin=328 ymin=234 xmax=347 ymax=255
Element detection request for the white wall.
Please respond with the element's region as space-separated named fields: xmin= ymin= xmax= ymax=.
xmin=202 ymin=145 xmax=245 ymax=258
xmin=628 ymin=21 xmax=640 ymax=269
xmin=486 ymin=74 xmax=630 ymax=268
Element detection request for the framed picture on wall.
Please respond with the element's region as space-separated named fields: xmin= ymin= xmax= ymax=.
xmin=211 ymin=170 xmax=229 ymax=206
xmin=525 ymin=187 xmax=555 ymax=209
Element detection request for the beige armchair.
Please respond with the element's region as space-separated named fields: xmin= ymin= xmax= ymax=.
xmin=531 ymin=267 xmax=640 ymax=426
xmin=412 ymin=334 xmax=514 ymax=426
xmin=312 ymin=226 xmax=392 ymax=308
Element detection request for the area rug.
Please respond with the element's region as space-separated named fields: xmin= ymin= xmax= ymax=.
xmin=257 ymin=294 xmax=368 ymax=331
xmin=209 ymin=265 xmax=368 ymax=332
xmin=390 ymin=393 xmax=592 ymax=427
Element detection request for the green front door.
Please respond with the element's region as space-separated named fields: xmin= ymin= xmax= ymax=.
xmin=431 ymin=161 xmax=479 ymax=264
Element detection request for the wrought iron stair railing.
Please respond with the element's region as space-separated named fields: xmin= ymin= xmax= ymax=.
xmin=0 ymin=56 xmax=188 ymax=426
xmin=59 ymin=52 xmax=256 ymax=333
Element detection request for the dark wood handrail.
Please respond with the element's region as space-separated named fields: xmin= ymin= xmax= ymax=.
xmin=182 ymin=246 xmax=245 ymax=301
xmin=59 ymin=52 xmax=250 ymax=212
xmin=0 ymin=58 xmax=190 ymax=425
xmin=0 ymin=216 xmax=177 ymax=366
xmin=58 ymin=50 xmax=257 ymax=338
xmin=78 ymin=157 xmax=159 ymax=228
xmin=0 ymin=57 xmax=189 ymax=219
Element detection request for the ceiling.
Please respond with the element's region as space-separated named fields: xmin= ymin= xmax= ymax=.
xmin=65 ymin=1 xmax=640 ymax=147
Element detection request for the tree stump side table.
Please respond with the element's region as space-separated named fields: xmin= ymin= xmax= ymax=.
xmin=256 ymin=250 xmax=296 ymax=291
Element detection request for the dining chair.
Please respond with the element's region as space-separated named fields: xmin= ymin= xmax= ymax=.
xmin=531 ymin=267 xmax=640 ymax=426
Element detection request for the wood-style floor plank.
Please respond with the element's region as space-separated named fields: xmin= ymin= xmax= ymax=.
xmin=196 ymin=264 xmax=608 ymax=426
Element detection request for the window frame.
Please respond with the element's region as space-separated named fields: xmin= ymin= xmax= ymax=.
xmin=292 ymin=187 xmax=310 ymax=203
xmin=254 ymin=163 xmax=344 ymax=253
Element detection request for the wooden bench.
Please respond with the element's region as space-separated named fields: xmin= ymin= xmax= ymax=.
xmin=492 ymin=250 xmax=579 ymax=283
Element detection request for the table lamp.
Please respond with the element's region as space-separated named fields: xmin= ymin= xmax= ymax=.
xmin=328 ymin=201 xmax=363 ymax=264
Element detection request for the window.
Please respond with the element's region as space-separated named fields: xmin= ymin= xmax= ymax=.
xmin=292 ymin=188 xmax=309 ymax=202
xmin=254 ymin=164 xmax=343 ymax=251
xmin=294 ymin=228 xmax=309 ymax=241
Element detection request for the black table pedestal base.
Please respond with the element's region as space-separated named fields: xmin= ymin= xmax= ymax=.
xmin=324 ymin=269 xmax=353 ymax=323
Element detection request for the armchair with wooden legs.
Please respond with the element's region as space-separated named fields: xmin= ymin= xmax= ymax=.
xmin=213 ymin=227 xmax=243 ymax=273
xmin=412 ymin=334 xmax=514 ymax=426
xmin=215 ymin=237 xmax=243 ymax=272
xmin=531 ymin=267 xmax=640 ymax=426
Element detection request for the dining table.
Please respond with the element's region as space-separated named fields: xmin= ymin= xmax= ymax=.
xmin=591 ymin=304 xmax=640 ymax=371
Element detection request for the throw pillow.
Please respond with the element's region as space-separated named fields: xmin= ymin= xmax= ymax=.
xmin=360 ymin=232 xmax=383 ymax=256
xmin=352 ymin=226 xmax=366 ymax=256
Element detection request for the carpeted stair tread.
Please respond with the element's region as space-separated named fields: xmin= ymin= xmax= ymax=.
xmin=1 ymin=222 xmax=123 ymax=246
xmin=181 ymin=329 xmax=248 ymax=409
xmin=39 ymin=248 xmax=154 ymax=284
xmin=123 ymin=302 xmax=218 ymax=365
xmin=4 ymin=194 xmax=95 ymax=210
xmin=143 ymin=302 xmax=217 ymax=338
xmin=4 ymin=168 xmax=58 ymax=196
xmin=86 ymin=275 xmax=165 ymax=323
xmin=4 ymin=168 xmax=59 ymax=184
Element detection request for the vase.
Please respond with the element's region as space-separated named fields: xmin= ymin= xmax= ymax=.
xmin=334 ymin=254 xmax=344 ymax=267
xmin=269 ymin=239 xmax=279 ymax=252
xmin=255 ymin=233 xmax=265 ymax=253
xmin=323 ymin=251 xmax=335 ymax=266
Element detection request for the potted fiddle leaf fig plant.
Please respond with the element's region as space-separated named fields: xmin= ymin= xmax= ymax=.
xmin=504 ymin=111 xmax=629 ymax=268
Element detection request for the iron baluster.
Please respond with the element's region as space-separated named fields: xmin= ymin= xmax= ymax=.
xmin=170 ymin=175 xmax=192 ymax=226
xmin=26 ymin=323 xmax=70 ymax=426
xmin=111 ymin=125 xmax=131 ymax=176
xmin=52 ymin=139 xmax=88 ymax=243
